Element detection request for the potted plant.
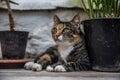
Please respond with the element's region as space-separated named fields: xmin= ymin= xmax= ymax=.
xmin=0 ymin=0 xmax=29 ymax=59
xmin=80 ymin=0 xmax=120 ymax=72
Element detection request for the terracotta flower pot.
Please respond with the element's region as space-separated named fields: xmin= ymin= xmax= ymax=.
xmin=0 ymin=59 xmax=31 ymax=69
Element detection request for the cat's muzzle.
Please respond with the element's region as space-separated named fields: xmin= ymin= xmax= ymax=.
xmin=54 ymin=35 xmax=63 ymax=42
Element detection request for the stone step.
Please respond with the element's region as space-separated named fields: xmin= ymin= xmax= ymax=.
xmin=0 ymin=69 xmax=120 ymax=80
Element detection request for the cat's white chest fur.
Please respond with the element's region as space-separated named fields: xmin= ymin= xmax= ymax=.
xmin=58 ymin=42 xmax=74 ymax=63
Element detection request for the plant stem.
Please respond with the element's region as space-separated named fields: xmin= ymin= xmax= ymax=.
xmin=5 ymin=0 xmax=15 ymax=31
xmin=87 ymin=0 xmax=94 ymax=18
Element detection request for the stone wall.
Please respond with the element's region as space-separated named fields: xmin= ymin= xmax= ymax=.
xmin=0 ymin=8 xmax=87 ymax=58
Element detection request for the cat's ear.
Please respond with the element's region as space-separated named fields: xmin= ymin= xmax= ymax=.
xmin=71 ymin=14 xmax=84 ymax=35
xmin=71 ymin=14 xmax=81 ymax=31
xmin=54 ymin=15 xmax=60 ymax=24
xmin=71 ymin=14 xmax=80 ymax=25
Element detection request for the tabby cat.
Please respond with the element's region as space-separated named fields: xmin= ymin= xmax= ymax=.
xmin=24 ymin=14 xmax=91 ymax=72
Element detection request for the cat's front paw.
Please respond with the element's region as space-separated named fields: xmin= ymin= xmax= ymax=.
xmin=32 ymin=63 xmax=42 ymax=71
xmin=46 ymin=65 xmax=54 ymax=72
xmin=54 ymin=65 xmax=66 ymax=72
xmin=24 ymin=61 xmax=34 ymax=70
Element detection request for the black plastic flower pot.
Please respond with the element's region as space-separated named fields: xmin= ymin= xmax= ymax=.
xmin=0 ymin=31 xmax=29 ymax=59
xmin=82 ymin=18 xmax=120 ymax=72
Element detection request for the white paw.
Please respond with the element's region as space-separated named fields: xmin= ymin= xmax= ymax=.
xmin=24 ymin=62 xmax=34 ymax=70
xmin=54 ymin=65 xmax=66 ymax=72
xmin=32 ymin=63 xmax=42 ymax=71
xmin=46 ymin=65 xmax=54 ymax=72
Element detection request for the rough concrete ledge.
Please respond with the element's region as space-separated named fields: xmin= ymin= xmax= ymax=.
xmin=0 ymin=69 xmax=120 ymax=80
xmin=0 ymin=69 xmax=120 ymax=77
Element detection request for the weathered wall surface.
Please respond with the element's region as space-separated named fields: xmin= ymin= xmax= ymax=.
xmin=0 ymin=8 xmax=87 ymax=58
xmin=0 ymin=0 xmax=82 ymax=10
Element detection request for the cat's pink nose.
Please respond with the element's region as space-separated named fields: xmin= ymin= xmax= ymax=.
xmin=55 ymin=33 xmax=61 ymax=37
xmin=55 ymin=35 xmax=59 ymax=37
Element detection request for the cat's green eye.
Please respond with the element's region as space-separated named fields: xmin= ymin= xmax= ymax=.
xmin=52 ymin=28 xmax=57 ymax=34
xmin=62 ymin=28 xmax=74 ymax=38
xmin=62 ymin=28 xmax=73 ymax=33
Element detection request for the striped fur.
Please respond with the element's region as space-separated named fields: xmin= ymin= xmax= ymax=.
xmin=33 ymin=14 xmax=91 ymax=72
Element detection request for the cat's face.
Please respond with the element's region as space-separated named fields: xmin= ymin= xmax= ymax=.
xmin=51 ymin=14 xmax=83 ymax=45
